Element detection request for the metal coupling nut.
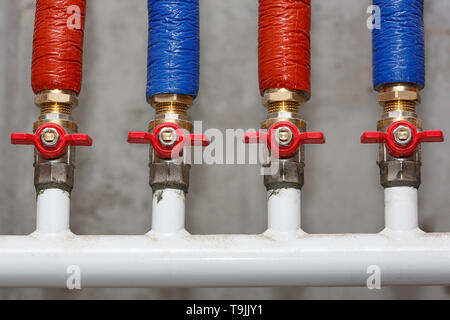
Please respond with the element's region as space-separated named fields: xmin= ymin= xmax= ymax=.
xmin=263 ymin=156 xmax=305 ymax=190
xmin=378 ymin=159 xmax=421 ymax=189
xmin=150 ymin=94 xmax=194 ymax=109
xmin=34 ymin=90 xmax=79 ymax=108
xmin=378 ymin=90 xmax=421 ymax=104
xmin=262 ymin=88 xmax=308 ymax=107
xmin=34 ymin=147 xmax=76 ymax=193
xmin=149 ymin=161 xmax=191 ymax=193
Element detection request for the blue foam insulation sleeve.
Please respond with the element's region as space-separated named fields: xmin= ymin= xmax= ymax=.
xmin=147 ymin=0 xmax=200 ymax=99
xmin=373 ymin=0 xmax=425 ymax=89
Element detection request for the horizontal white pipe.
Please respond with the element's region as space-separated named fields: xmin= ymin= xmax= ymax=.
xmin=0 ymin=232 xmax=450 ymax=287
xmin=267 ymin=188 xmax=301 ymax=233
xmin=151 ymin=188 xmax=186 ymax=235
xmin=384 ymin=186 xmax=418 ymax=231
xmin=1 ymin=175 xmax=427 ymax=288
xmin=36 ymin=189 xmax=70 ymax=234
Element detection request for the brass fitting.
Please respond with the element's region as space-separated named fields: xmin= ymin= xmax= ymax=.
xmin=147 ymin=94 xmax=195 ymax=192
xmin=32 ymin=89 xmax=79 ymax=193
xmin=261 ymin=88 xmax=307 ymax=131
xmin=382 ymin=100 xmax=417 ymax=113
xmin=33 ymin=89 xmax=78 ymax=132
xmin=378 ymin=82 xmax=420 ymax=101
xmin=34 ymin=89 xmax=79 ymax=109
xmin=260 ymin=88 xmax=308 ymax=190
xmin=155 ymin=102 xmax=188 ymax=116
xmin=377 ymin=83 xmax=422 ymax=130
xmin=375 ymin=83 xmax=422 ymax=188
xmin=267 ymin=101 xmax=300 ymax=114
xmin=151 ymin=93 xmax=192 ymax=115
xmin=262 ymin=88 xmax=308 ymax=114
xmin=378 ymin=82 xmax=420 ymax=113
xmin=148 ymin=94 xmax=194 ymax=132
xmin=150 ymin=93 xmax=194 ymax=108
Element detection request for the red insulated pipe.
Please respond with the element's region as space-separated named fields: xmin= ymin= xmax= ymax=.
xmin=31 ymin=0 xmax=86 ymax=94
xmin=258 ymin=0 xmax=311 ymax=96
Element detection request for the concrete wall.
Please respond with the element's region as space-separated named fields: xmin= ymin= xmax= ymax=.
xmin=0 ymin=0 xmax=450 ymax=299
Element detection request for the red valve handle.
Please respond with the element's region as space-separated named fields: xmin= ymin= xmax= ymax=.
xmin=127 ymin=122 xmax=210 ymax=159
xmin=244 ymin=121 xmax=325 ymax=158
xmin=11 ymin=123 xmax=92 ymax=159
xmin=361 ymin=120 xmax=444 ymax=158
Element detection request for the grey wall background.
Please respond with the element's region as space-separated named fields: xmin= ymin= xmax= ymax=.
xmin=0 ymin=0 xmax=450 ymax=299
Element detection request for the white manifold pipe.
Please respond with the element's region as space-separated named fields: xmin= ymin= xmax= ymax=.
xmin=0 ymin=186 xmax=448 ymax=288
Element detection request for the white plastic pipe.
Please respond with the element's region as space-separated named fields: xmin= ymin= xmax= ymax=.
xmin=267 ymin=188 xmax=301 ymax=233
xmin=35 ymin=188 xmax=70 ymax=234
xmin=384 ymin=186 xmax=419 ymax=231
xmin=0 ymin=181 xmax=437 ymax=288
xmin=151 ymin=188 xmax=186 ymax=235
xmin=0 ymin=232 xmax=449 ymax=287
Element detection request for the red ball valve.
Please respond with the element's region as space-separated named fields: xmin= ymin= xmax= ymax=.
xmin=244 ymin=121 xmax=325 ymax=158
xmin=128 ymin=123 xmax=210 ymax=159
xmin=361 ymin=120 xmax=444 ymax=158
xmin=11 ymin=123 xmax=92 ymax=159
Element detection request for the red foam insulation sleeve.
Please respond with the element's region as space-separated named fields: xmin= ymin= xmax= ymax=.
xmin=258 ymin=0 xmax=311 ymax=95
xmin=31 ymin=0 xmax=86 ymax=94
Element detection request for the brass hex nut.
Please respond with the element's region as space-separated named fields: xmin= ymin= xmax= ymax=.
xmin=35 ymin=90 xmax=78 ymax=108
xmin=150 ymin=94 xmax=194 ymax=107
xmin=149 ymin=162 xmax=191 ymax=193
xmin=378 ymin=90 xmax=420 ymax=103
xmin=262 ymin=89 xmax=308 ymax=106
